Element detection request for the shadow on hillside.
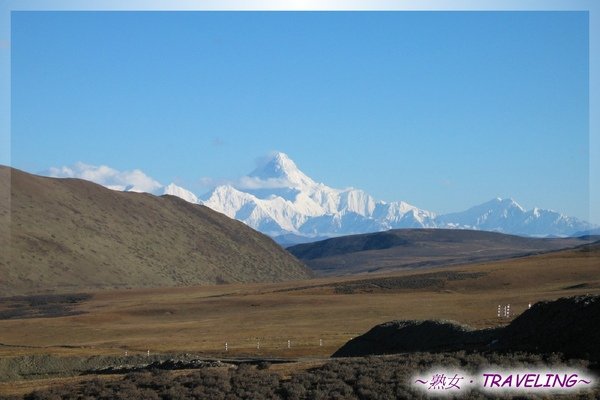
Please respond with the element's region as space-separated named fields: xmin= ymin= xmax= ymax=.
xmin=0 ymin=293 xmax=91 ymax=320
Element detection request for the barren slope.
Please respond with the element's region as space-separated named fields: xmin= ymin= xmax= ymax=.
xmin=0 ymin=166 xmax=312 ymax=295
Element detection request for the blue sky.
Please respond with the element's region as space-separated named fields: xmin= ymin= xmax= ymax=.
xmin=10 ymin=11 xmax=594 ymax=222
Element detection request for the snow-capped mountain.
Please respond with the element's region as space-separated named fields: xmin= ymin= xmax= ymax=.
xmin=202 ymin=152 xmax=440 ymax=237
xmin=200 ymin=152 xmax=594 ymax=238
xmin=435 ymin=197 xmax=589 ymax=237
xmin=72 ymin=152 xmax=588 ymax=238
xmin=163 ymin=183 xmax=199 ymax=204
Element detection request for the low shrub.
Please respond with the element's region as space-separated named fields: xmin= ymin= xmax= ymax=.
xmin=3 ymin=352 xmax=598 ymax=400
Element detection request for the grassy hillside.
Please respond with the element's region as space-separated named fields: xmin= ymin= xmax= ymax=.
xmin=0 ymin=166 xmax=312 ymax=295
xmin=287 ymin=228 xmax=596 ymax=275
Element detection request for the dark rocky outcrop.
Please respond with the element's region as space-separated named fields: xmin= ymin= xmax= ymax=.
xmin=332 ymin=320 xmax=499 ymax=357
xmin=333 ymin=295 xmax=600 ymax=362
xmin=498 ymin=295 xmax=600 ymax=362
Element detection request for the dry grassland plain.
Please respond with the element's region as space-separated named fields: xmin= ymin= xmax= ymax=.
xmin=0 ymin=246 xmax=598 ymax=395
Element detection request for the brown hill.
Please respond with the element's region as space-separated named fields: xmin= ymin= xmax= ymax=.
xmin=0 ymin=166 xmax=312 ymax=295
xmin=287 ymin=228 xmax=597 ymax=275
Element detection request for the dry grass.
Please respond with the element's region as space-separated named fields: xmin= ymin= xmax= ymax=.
xmin=0 ymin=246 xmax=597 ymax=395
xmin=1 ymin=247 xmax=597 ymax=361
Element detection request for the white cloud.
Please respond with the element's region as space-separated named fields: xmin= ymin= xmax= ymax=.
xmin=197 ymin=177 xmax=218 ymax=187
xmin=46 ymin=162 xmax=163 ymax=194
xmin=236 ymin=176 xmax=293 ymax=190
xmin=195 ymin=175 xmax=292 ymax=191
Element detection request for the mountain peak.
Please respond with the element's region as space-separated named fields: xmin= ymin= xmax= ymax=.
xmin=248 ymin=152 xmax=315 ymax=188
xmin=273 ymin=151 xmax=293 ymax=163
xmin=251 ymin=152 xmax=297 ymax=176
xmin=489 ymin=197 xmax=524 ymax=211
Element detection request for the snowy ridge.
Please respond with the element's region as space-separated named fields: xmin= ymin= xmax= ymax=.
xmin=202 ymin=153 xmax=438 ymax=237
xmin=201 ymin=153 xmax=593 ymax=238
xmin=163 ymin=183 xmax=200 ymax=204
xmin=436 ymin=197 xmax=589 ymax=237
xmin=83 ymin=152 xmax=590 ymax=238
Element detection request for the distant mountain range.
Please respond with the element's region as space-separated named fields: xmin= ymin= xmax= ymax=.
xmin=0 ymin=166 xmax=312 ymax=295
xmin=195 ymin=152 xmax=594 ymax=239
xmin=43 ymin=152 xmax=596 ymax=239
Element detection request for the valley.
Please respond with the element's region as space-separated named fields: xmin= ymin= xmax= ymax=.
xmin=5 ymin=9 xmax=596 ymax=399
xmin=1 ymin=243 xmax=598 ymax=396
xmin=2 ymin=165 xmax=599 ymax=398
